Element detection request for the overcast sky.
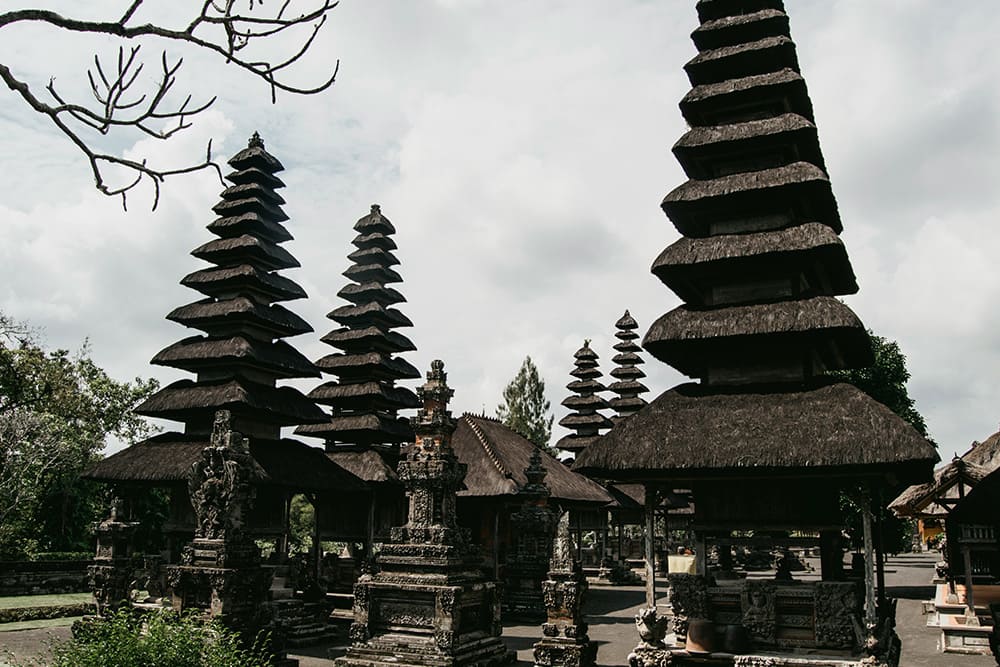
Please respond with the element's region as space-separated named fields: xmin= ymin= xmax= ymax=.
xmin=2 ymin=1 xmax=999 ymax=462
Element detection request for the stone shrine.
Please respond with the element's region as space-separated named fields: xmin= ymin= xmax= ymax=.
xmin=532 ymin=513 xmax=597 ymax=667
xmin=336 ymin=360 xmax=513 ymax=667
xmin=88 ymin=497 xmax=139 ymax=615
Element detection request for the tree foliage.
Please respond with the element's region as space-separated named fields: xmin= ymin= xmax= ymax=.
xmin=0 ymin=2 xmax=339 ymax=209
xmin=0 ymin=312 xmax=159 ymax=558
xmin=496 ymin=356 xmax=554 ymax=450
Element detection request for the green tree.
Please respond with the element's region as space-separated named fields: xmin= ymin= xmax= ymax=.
xmin=497 ymin=356 xmax=554 ymax=450
xmin=0 ymin=312 xmax=159 ymax=558
xmin=830 ymin=330 xmax=931 ymax=553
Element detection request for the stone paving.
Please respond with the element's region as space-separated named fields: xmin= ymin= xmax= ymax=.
xmin=0 ymin=553 xmax=993 ymax=666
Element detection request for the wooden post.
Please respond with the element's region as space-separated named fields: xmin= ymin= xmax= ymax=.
xmin=493 ymin=510 xmax=501 ymax=581
xmin=279 ymin=492 xmax=293 ymax=562
xmin=694 ymin=531 xmax=706 ymax=576
xmin=644 ymin=485 xmax=657 ymax=608
xmin=874 ymin=495 xmax=886 ymax=604
xmin=309 ymin=494 xmax=322 ymax=581
xmin=861 ymin=488 xmax=877 ymax=627
xmin=617 ymin=516 xmax=624 ymax=563
xmin=963 ymin=545 xmax=977 ymax=620
xmin=366 ymin=494 xmax=377 ymax=559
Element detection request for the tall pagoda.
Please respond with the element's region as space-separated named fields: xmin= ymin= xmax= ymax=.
xmin=294 ymin=205 xmax=420 ymax=556
xmin=576 ymin=2 xmax=936 ymax=664
xmin=84 ymin=133 xmax=362 ymax=554
xmin=555 ymin=342 xmax=613 ymax=456
xmin=296 ymin=204 xmax=420 ymax=451
xmin=607 ymin=311 xmax=649 ymax=423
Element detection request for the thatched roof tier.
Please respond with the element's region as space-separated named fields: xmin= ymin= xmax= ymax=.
xmin=217 ymin=181 xmax=286 ymax=207
xmin=137 ymin=378 xmax=328 ymax=426
xmin=680 ymin=69 xmax=812 ymax=127
xmin=337 ymin=282 xmax=406 ymax=307
xmin=685 ymin=36 xmax=797 ymax=87
xmin=555 ymin=434 xmax=598 ymax=454
xmin=652 ymin=223 xmax=857 ymax=305
xmin=151 ymin=336 xmax=320 ymax=379
xmin=327 ymin=449 xmax=399 ymax=484
xmin=354 ymin=204 xmax=396 ymax=235
xmin=228 ymin=133 xmax=285 ymax=172
xmin=559 ymin=412 xmax=614 ymax=430
xmin=320 ymin=326 xmax=416 ymax=353
xmin=181 ymin=264 xmax=307 ymax=302
xmin=191 ymin=234 xmax=300 ymax=271
xmin=347 ymin=246 xmax=400 ymax=268
xmin=662 ymin=162 xmax=840 ymax=237
xmin=315 ymin=352 xmax=420 ymax=381
xmin=691 ymin=9 xmax=789 ymax=51
xmin=673 ymin=113 xmax=823 ymax=180
xmin=353 ymin=232 xmax=397 ymax=251
xmin=296 ymin=412 xmax=413 ymax=445
xmin=207 ymin=212 xmax=293 ymax=244
xmin=609 ymin=310 xmax=649 ymax=422
xmin=167 ymin=298 xmax=312 ymax=339
xmin=643 ymin=296 xmax=871 ymax=378
xmin=342 ymin=263 xmax=403 ymax=285
xmin=82 ymin=432 xmax=364 ymax=492
xmin=211 ymin=195 xmax=288 ymax=223
xmin=696 ymin=0 xmax=785 ymax=24
xmin=327 ymin=302 xmax=413 ymax=329
xmin=573 ymin=380 xmax=937 ymax=482
xmin=562 ymin=394 xmax=611 ymax=411
xmin=454 ymin=414 xmax=610 ymax=505
xmin=307 ymin=381 xmax=420 ymax=411
xmin=225 ymin=166 xmax=284 ymax=189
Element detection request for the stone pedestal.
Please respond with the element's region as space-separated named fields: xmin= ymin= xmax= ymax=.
xmin=336 ymin=361 xmax=512 ymax=667
xmin=533 ymin=514 xmax=597 ymax=667
xmin=88 ymin=498 xmax=139 ymax=615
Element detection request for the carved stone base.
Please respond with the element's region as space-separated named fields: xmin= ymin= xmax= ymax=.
xmin=503 ymin=560 xmax=548 ymax=621
xmin=533 ymin=637 xmax=597 ymax=667
xmin=166 ymin=563 xmax=272 ymax=627
xmin=626 ymin=646 xmax=900 ymax=667
xmin=88 ymin=560 xmax=134 ymax=615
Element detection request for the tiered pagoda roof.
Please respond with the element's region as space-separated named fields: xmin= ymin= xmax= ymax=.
xmin=556 ymin=342 xmax=613 ymax=455
xmin=295 ymin=205 xmax=420 ymax=451
xmin=86 ymin=133 xmax=360 ymax=492
xmin=575 ymin=0 xmax=936 ymax=482
xmin=608 ymin=311 xmax=649 ymax=422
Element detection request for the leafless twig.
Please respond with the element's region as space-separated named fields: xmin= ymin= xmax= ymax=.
xmin=0 ymin=2 xmax=339 ymax=210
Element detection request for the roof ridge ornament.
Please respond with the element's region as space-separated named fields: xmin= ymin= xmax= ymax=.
xmin=248 ymin=131 xmax=264 ymax=149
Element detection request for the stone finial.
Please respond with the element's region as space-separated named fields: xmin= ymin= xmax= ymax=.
xmin=523 ymin=446 xmax=550 ymax=498
xmin=248 ymin=131 xmax=264 ymax=148
xmin=416 ymin=360 xmax=454 ymax=416
xmin=371 ymin=203 xmax=381 ymax=214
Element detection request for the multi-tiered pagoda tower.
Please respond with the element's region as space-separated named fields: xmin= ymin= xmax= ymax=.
xmin=85 ymin=134 xmax=361 ymax=553
xmin=555 ymin=342 xmax=612 ymax=456
xmin=296 ymin=204 xmax=420 ymax=452
xmin=608 ymin=311 xmax=649 ymax=423
xmin=576 ymin=2 xmax=936 ymax=664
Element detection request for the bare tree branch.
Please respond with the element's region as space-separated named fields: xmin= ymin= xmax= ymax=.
xmin=0 ymin=2 xmax=339 ymax=209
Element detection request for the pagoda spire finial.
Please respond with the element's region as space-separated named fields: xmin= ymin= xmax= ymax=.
xmin=248 ymin=131 xmax=264 ymax=149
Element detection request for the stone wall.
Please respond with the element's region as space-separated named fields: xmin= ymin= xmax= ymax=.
xmin=0 ymin=560 xmax=93 ymax=596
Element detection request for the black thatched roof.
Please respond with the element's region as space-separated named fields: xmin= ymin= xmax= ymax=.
xmin=191 ymin=234 xmax=299 ymax=271
xmin=680 ymin=69 xmax=812 ymax=126
xmin=691 ymin=9 xmax=790 ymax=51
xmin=949 ymin=467 xmax=1000 ymax=525
xmin=454 ymin=414 xmax=610 ymax=506
xmin=327 ymin=449 xmax=398 ymax=484
xmin=573 ymin=380 xmax=937 ymax=483
xmin=83 ymin=432 xmax=365 ymax=492
xmin=151 ymin=336 xmax=319 ymax=379
xmin=137 ymin=378 xmax=328 ymax=426
xmin=695 ymin=0 xmax=787 ymax=29
xmin=684 ymin=35 xmax=797 ymax=86
xmin=167 ymin=298 xmax=312 ymax=338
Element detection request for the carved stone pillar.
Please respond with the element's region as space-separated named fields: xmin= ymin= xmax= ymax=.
xmin=88 ymin=497 xmax=138 ymax=615
xmin=533 ymin=513 xmax=597 ymax=667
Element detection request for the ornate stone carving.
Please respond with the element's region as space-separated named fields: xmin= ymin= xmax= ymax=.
xmin=666 ymin=574 xmax=709 ymax=638
xmin=634 ymin=607 xmax=669 ymax=649
xmin=741 ymin=580 xmax=777 ymax=644
xmin=814 ymin=582 xmax=860 ymax=649
xmin=87 ymin=497 xmax=138 ymax=615
xmin=188 ymin=410 xmax=256 ymax=542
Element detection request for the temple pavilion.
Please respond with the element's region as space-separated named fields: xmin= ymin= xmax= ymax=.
xmin=84 ymin=134 xmax=364 ymax=558
xmin=574 ymin=1 xmax=937 ymax=664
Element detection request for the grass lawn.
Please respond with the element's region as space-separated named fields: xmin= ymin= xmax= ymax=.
xmin=0 ymin=594 xmax=91 ymax=611
xmin=0 ymin=616 xmax=76 ymax=633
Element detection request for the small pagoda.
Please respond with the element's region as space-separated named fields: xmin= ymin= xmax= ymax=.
xmin=296 ymin=204 xmax=420 ymax=554
xmin=555 ymin=342 xmax=613 ymax=456
xmin=84 ymin=133 xmax=362 ymax=557
xmin=608 ymin=311 xmax=649 ymax=423
xmin=336 ymin=360 xmax=512 ymax=667
xmin=575 ymin=2 xmax=937 ymax=665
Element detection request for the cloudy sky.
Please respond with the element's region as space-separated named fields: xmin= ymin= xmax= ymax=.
xmin=2 ymin=1 xmax=999 ymax=462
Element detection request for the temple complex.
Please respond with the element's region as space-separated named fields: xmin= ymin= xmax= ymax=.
xmin=575 ymin=2 xmax=937 ymax=665
xmin=335 ymin=360 xmax=512 ymax=667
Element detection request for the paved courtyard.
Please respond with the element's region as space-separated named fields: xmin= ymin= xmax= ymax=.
xmin=1 ymin=553 xmax=992 ymax=666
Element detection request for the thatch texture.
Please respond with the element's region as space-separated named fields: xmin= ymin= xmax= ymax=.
xmin=692 ymin=9 xmax=789 ymax=51
xmin=225 ymin=166 xmax=284 ymax=189
xmin=137 ymin=378 xmax=329 ymax=425
xmin=684 ymin=35 xmax=797 ymax=86
xmin=218 ymin=182 xmax=285 ymax=205
xmin=327 ymin=449 xmax=398 ymax=484
xmin=191 ymin=234 xmax=299 ymax=270
xmin=181 ymin=264 xmax=307 ymax=301
xmin=83 ymin=432 xmax=365 ymax=492
xmin=573 ymin=380 xmax=937 ymax=482
xmin=674 ymin=113 xmax=814 ymax=150
xmin=454 ymin=414 xmax=610 ymax=505
xmin=321 ymin=327 xmax=416 ymax=353
xmin=152 ymin=336 xmax=319 ymax=378
xmin=696 ymin=0 xmax=786 ymax=24
xmin=167 ymin=298 xmax=312 ymax=337
xmin=207 ymin=212 xmax=293 ymax=243
xmin=679 ymin=68 xmax=812 ymax=126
